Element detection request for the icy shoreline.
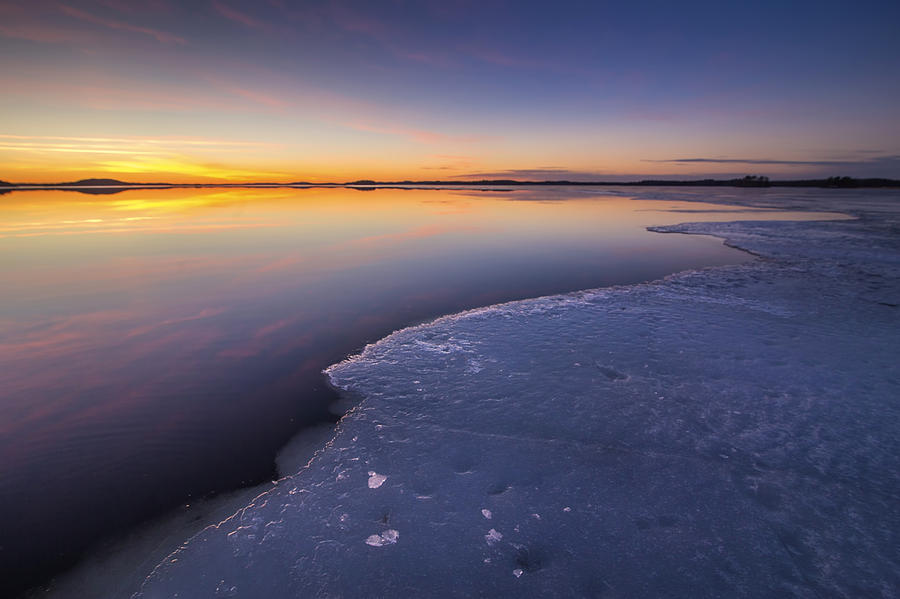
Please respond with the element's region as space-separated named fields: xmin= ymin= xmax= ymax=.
xmin=136 ymin=189 xmax=899 ymax=598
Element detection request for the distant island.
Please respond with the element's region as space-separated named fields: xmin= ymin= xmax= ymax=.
xmin=56 ymin=178 xmax=136 ymax=186
xmin=1 ymin=175 xmax=899 ymax=193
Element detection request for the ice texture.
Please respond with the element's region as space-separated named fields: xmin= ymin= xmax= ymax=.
xmin=137 ymin=190 xmax=900 ymax=598
xmin=365 ymin=529 xmax=399 ymax=547
xmin=367 ymin=472 xmax=388 ymax=489
xmin=484 ymin=529 xmax=503 ymax=545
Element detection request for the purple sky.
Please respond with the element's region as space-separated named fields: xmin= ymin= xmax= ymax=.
xmin=1 ymin=0 xmax=898 ymax=181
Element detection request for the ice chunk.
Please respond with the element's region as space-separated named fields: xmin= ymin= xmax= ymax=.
xmin=481 ymin=508 xmax=492 ymax=520
xmin=365 ymin=529 xmax=399 ymax=547
xmin=484 ymin=529 xmax=503 ymax=545
xmin=367 ymin=472 xmax=387 ymax=489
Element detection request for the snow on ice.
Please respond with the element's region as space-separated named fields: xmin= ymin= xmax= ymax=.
xmin=136 ymin=189 xmax=900 ymax=598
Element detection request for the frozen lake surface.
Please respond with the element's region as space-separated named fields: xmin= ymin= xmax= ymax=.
xmin=5 ymin=185 xmax=781 ymax=595
xmin=130 ymin=188 xmax=899 ymax=598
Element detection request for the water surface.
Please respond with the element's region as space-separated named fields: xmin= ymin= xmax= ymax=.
xmin=0 ymin=185 xmax=840 ymax=593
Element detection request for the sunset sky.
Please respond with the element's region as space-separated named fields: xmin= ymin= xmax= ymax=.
xmin=1 ymin=0 xmax=898 ymax=183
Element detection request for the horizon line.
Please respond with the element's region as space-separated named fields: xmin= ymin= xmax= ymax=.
xmin=2 ymin=174 xmax=900 ymax=190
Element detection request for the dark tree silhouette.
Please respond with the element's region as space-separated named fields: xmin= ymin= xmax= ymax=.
xmin=734 ymin=175 xmax=770 ymax=187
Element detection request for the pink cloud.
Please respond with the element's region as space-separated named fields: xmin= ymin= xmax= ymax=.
xmin=329 ymin=3 xmax=455 ymax=68
xmin=58 ymin=3 xmax=186 ymax=45
xmin=211 ymin=0 xmax=268 ymax=30
xmin=4 ymin=61 xmax=376 ymax=124
xmin=0 ymin=21 xmax=92 ymax=45
xmin=330 ymin=3 xmax=389 ymax=38
xmin=1 ymin=70 xmax=243 ymax=112
xmin=199 ymin=64 xmax=382 ymax=116
xmin=95 ymin=0 xmax=174 ymax=14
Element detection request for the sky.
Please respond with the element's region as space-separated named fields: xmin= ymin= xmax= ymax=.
xmin=0 ymin=0 xmax=898 ymax=183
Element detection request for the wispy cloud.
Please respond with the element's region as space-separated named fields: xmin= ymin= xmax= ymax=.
xmin=328 ymin=2 xmax=454 ymax=67
xmin=95 ymin=0 xmax=174 ymax=15
xmin=211 ymin=0 xmax=269 ymax=30
xmin=0 ymin=134 xmax=272 ymax=147
xmin=0 ymin=16 xmax=95 ymax=45
xmin=647 ymin=157 xmax=844 ymax=166
xmin=200 ymin=64 xmax=382 ymax=115
xmin=1 ymin=75 xmax=241 ymax=112
xmin=57 ymin=3 xmax=186 ymax=45
xmin=0 ymin=1 xmax=180 ymax=49
xmin=0 ymin=144 xmax=163 ymax=156
xmin=646 ymin=156 xmax=900 ymax=168
xmin=0 ymin=134 xmax=273 ymax=158
xmin=463 ymin=43 xmax=599 ymax=80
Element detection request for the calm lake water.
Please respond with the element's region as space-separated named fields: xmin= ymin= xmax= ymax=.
xmin=0 ymin=185 xmax=835 ymax=593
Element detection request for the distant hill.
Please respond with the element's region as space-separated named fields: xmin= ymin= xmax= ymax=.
xmin=0 ymin=180 xmax=15 ymax=187
xmin=62 ymin=178 xmax=132 ymax=186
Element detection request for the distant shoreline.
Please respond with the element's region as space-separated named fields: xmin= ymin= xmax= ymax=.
xmin=1 ymin=175 xmax=899 ymax=193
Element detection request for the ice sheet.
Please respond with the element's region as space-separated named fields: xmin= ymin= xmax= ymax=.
xmin=136 ymin=189 xmax=900 ymax=598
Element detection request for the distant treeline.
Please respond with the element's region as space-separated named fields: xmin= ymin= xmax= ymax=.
xmin=2 ymin=175 xmax=899 ymax=191
xmin=409 ymin=176 xmax=899 ymax=188
xmin=626 ymin=176 xmax=900 ymax=188
xmin=342 ymin=175 xmax=900 ymax=188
